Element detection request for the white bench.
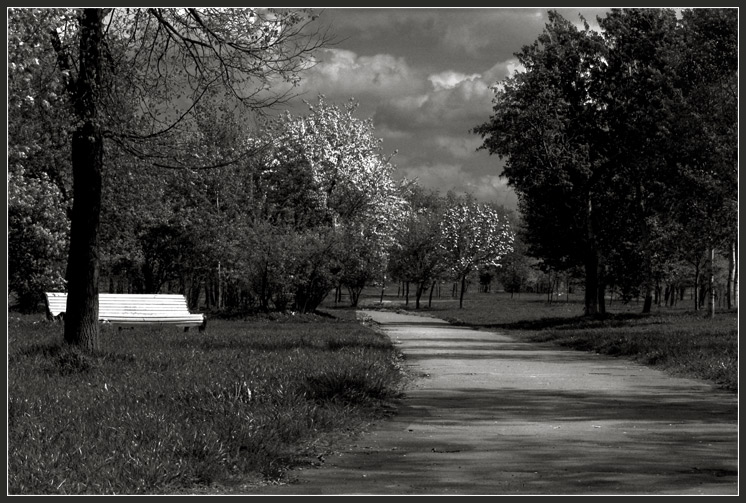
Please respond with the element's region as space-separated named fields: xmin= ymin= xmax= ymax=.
xmin=44 ymin=293 xmax=207 ymax=332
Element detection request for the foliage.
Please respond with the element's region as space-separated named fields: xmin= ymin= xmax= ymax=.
xmin=494 ymin=226 xmax=534 ymax=296
xmin=387 ymin=186 xmax=448 ymax=308
xmin=7 ymin=7 xmax=331 ymax=350
xmin=473 ymin=10 xmax=607 ymax=314
xmin=250 ymin=96 xmax=407 ymax=309
xmin=439 ymin=193 xmax=514 ymax=308
xmin=473 ymin=8 xmax=738 ymax=316
xmin=8 ymin=170 xmax=70 ymax=311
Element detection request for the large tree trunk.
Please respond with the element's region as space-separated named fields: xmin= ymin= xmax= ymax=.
xmin=583 ymin=195 xmax=599 ymax=316
xmin=641 ymin=285 xmax=653 ymax=314
xmin=63 ymin=9 xmax=105 ymax=351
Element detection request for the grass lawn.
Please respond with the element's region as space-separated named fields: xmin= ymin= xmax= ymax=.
xmin=7 ymin=310 xmax=405 ymax=494
xmin=8 ymin=287 xmax=737 ymax=494
xmin=354 ymin=288 xmax=738 ymax=393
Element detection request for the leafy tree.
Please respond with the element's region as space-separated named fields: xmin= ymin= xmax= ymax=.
xmin=473 ymin=11 xmax=607 ymax=315
xmin=8 ymin=170 xmax=70 ymax=312
xmin=7 ymin=8 xmax=329 ymax=350
xmin=440 ymin=194 xmax=514 ymax=308
xmin=495 ymin=226 xmax=532 ymax=298
xmin=8 ymin=9 xmax=74 ymax=312
xmin=666 ymin=8 xmax=738 ymax=315
xmin=387 ymin=186 xmax=447 ymax=309
xmin=261 ymin=96 xmax=406 ymax=231
xmin=474 ymin=8 xmax=736 ymax=317
xmin=595 ymin=8 xmax=685 ymax=313
xmin=255 ymin=96 xmax=407 ymax=307
xmin=337 ymin=223 xmax=390 ymax=307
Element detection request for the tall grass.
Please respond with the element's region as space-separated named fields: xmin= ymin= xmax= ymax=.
xmin=7 ymin=312 xmax=405 ymax=494
xmin=357 ymin=289 xmax=738 ymax=392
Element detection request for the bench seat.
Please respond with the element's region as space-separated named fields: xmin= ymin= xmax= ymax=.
xmin=45 ymin=293 xmax=206 ymax=330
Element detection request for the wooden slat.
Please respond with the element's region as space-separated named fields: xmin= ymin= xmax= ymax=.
xmin=44 ymin=292 xmax=205 ymax=327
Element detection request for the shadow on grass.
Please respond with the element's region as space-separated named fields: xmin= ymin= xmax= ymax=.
xmin=461 ymin=312 xmax=653 ymax=332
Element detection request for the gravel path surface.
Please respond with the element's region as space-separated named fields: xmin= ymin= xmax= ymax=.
xmin=260 ymin=309 xmax=739 ymax=495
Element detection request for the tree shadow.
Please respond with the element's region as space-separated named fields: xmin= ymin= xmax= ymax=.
xmin=475 ymin=312 xmax=654 ymax=332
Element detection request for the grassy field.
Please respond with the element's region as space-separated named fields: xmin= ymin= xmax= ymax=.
xmin=354 ymin=288 xmax=738 ymax=392
xmin=8 ymin=288 xmax=737 ymax=494
xmin=7 ymin=310 xmax=405 ymax=495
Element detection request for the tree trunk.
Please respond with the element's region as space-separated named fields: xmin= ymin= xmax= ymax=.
xmin=63 ymin=9 xmax=105 ymax=352
xmin=642 ymin=285 xmax=653 ymax=314
xmin=347 ymin=286 xmax=361 ymax=307
xmin=415 ymin=282 xmax=423 ymax=309
xmin=733 ymin=239 xmax=738 ymax=309
xmin=459 ymin=274 xmax=467 ymax=308
xmin=597 ymin=261 xmax=606 ymax=315
xmin=709 ymin=246 xmax=716 ymax=318
xmin=584 ymin=250 xmax=599 ymax=316
xmin=583 ymin=194 xmax=600 ymax=316
xmin=726 ymin=243 xmax=733 ymax=310
xmin=693 ymin=262 xmax=700 ymax=311
xmin=189 ymin=278 xmax=202 ymax=310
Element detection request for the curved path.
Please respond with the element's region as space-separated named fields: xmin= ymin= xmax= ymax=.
xmin=263 ymin=310 xmax=738 ymax=495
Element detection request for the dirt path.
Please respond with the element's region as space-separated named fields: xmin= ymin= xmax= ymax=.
xmin=260 ymin=310 xmax=738 ymax=495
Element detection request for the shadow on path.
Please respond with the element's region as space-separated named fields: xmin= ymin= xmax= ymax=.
xmin=258 ymin=310 xmax=738 ymax=495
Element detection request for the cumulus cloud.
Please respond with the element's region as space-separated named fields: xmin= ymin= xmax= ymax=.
xmin=374 ymin=69 xmax=494 ymax=133
xmin=297 ymin=48 xmax=424 ymax=99
xmin=438 ymin=9 xmax=547 ymax=58
xmin=278 ymin=8 xmax=597 ymax=211
xmin=431 ymin=135 xmax=483 ymax=159
xmin=427 ymin=71 xmax=481 ymax=91
xmin=398 ymin=161 xmax=515 ymax=207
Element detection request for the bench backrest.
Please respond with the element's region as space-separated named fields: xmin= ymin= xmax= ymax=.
xmin=45 ymin=293 xmax=197 ymax=318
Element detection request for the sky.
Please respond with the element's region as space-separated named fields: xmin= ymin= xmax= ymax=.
xmin=279 ymin=7 xmax=612 ymax=211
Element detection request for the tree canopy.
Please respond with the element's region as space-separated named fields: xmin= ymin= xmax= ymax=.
xmin=474 ymin=8 xmax=737 ymax=315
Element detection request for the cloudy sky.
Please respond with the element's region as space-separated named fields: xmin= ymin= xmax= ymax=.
xmin=281 ymin=7 xmax=612 ymax=211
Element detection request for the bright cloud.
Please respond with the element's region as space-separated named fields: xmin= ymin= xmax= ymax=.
xmin=375 ymin=71 xmax=494 ymax=132
xmin=298 ymin=48 xmax=423 ymax=99
xmin=427 ymin=71 xmax=481 ymax=91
